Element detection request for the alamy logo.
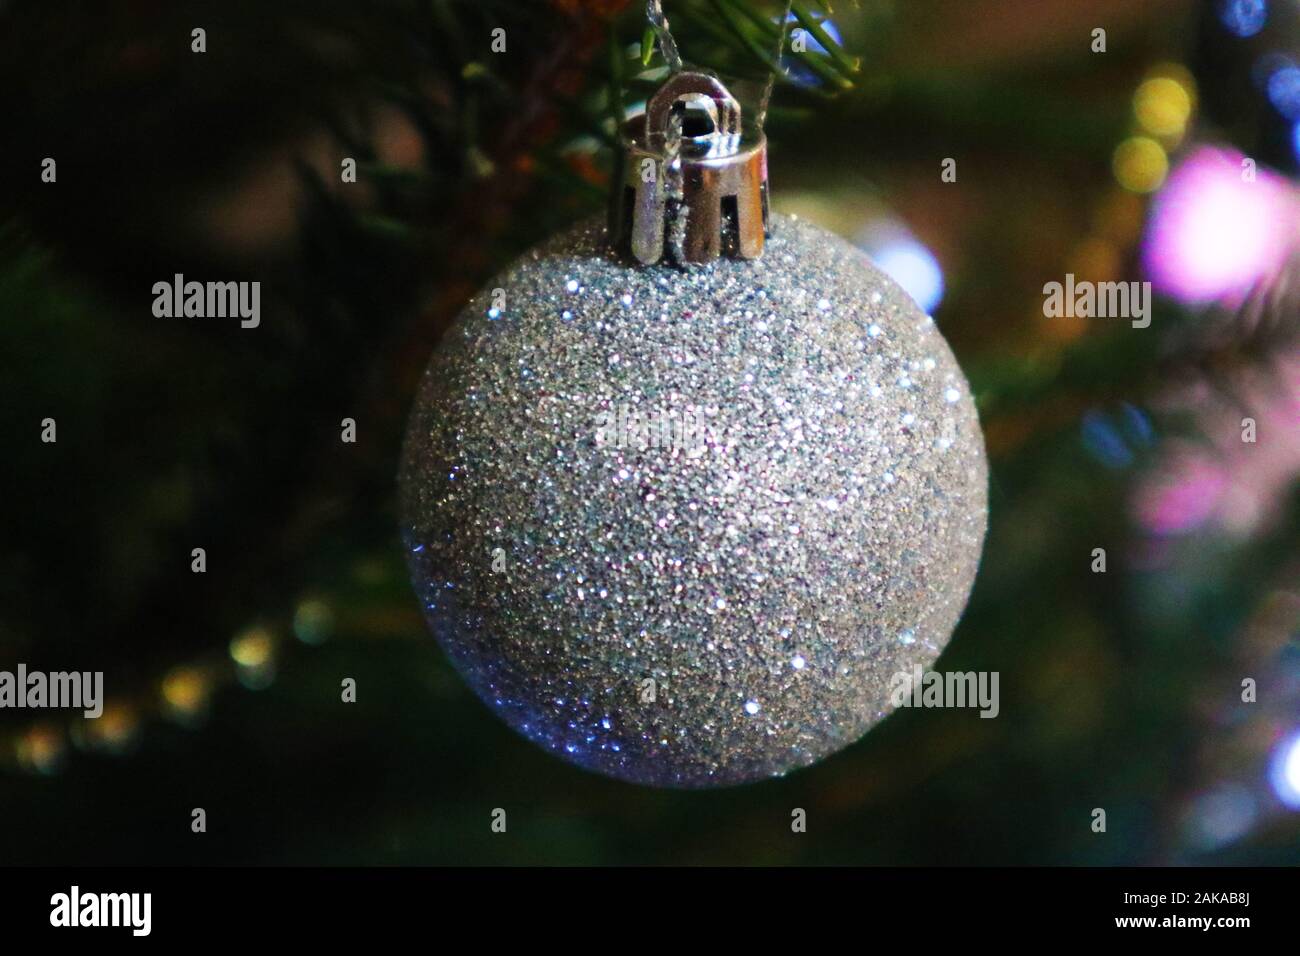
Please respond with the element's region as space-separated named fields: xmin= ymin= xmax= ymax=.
xmin=152 ymin=273 xmax=261 ymax=328
xmin=0 ymin=664 xmax=102 ymax=718
xmin=50 ymin=886 xmax=151 ymax=936
xmin=1042 ymin=273 xmax=1151 ymax=328
xmin=594 ymin=403 xmax=714 ymax=454
xmin=889 ymin=666 xmax=1000 ymax=718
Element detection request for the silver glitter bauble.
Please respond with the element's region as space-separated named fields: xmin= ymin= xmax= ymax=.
xmin=399 ymin=213 xmax=988 ymax=787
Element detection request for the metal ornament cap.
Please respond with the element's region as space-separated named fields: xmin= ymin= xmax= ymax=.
xmin=611 ymin=71 xmax=769 ymax=266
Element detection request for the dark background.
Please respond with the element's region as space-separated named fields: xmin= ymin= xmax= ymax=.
xmin=0 ymin=0 xmax=1297 ymax=864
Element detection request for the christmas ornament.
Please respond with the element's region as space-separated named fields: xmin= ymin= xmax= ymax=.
xmin=399 ymin=68 xmax=988 ymax=787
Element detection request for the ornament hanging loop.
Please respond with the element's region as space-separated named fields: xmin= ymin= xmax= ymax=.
xmin=645 ymin=73 xmax=740 ymax=147
xmin=611 ymin=71 xmax=769 ymax=267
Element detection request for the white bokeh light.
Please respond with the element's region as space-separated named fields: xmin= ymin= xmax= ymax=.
xmin=1269 ymin=730 xmax=1300 ymax=809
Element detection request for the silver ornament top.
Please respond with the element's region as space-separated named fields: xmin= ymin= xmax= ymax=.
xmin=610 ymin=71 xmax=769 ymax=267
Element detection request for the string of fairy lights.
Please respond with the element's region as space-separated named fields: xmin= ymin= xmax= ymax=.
xmin=5 ymin=590 xmax=341 ymax=775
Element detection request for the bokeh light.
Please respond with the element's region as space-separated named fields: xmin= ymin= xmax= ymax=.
xmin=1134 ymin=75 xmax=1194 ymax=140
xmin=162 ymin=666 xmax=211 ymax=722
xmin=16 ymin=724 xmax=64 ymax=775
xmin=1081 ymin=404 xmax=1154 ymax=470
xmin=230 ymin=627 xmax=273 ymax=666
xmin=1218 ymin=0 xmax=1268 ymax=39
xmin=293 ymin=597 xmax=335 ymax=645
xmin=1270 ymin=731 xmax=1300 ymax=809
xmin=1266 ymin=62 xmax=1300 ymax=118
xmin=1113 ymin=136 xmax=1168 ymax=193
xmin=1134 ymin=445 xmax=1227 ymax=535
xmin=861 ymin=233 xmax=945 ymax=314
xmin=780 ymin=14 xmax=843 ymax=87
xmin=1184 ymin=784 xmax=1258 ymax=850
xmin=86 ymin=703 xmax=140 ymax=754
xmin=1141 ymin=146 xmax=1297 ymax=304
xmin=230 ymin=626 xmax=277 ymax=690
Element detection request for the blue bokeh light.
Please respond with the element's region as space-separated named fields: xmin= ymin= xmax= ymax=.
xmin=1266 ymin=63 xmax=1300 ymax=118
xmin=1080 ymin=404 xmax=1155 ymax=470
xmin=870 ymin=239 xmax=945 ymax=314
xmin=1219 ymin=0 xmax=1269 ymax=38
xmin=779 ymin=14 xmax=843 ymax=87
xmin=1081 ymin=411 xmax=1134 ymax=469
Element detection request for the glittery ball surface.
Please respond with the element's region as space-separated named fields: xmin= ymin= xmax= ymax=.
xmin=399 ymin=214 xmax=988 ymax=787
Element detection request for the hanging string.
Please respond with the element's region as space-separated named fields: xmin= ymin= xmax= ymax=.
xmin=757 ymin=0 xmax=795 ymax=132
xmin=646 ymin=2 xmax=687 ymax=258
xmin=646 ymin=0 xmax=683 ymax=74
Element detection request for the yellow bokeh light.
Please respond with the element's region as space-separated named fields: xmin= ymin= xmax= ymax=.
xmin=1112 ymin=136 xmax=1168 ymax=193
xmin=162 ymin=666 xmax=210 ymax=717
xmin=1150 ymin=62 xmax=1198 ymax=107
xmin=90 ymin=703 xmax=139 ymax=751
xmin=230 ymin=626 xmax=274 ymax=668
xmin=16 ymin=724 xmax=64 ymax=774
xmin=1134 ymin=76 xmax=1192 ymax=140
xmin=293 ymin=597 xmax=334 ymax=645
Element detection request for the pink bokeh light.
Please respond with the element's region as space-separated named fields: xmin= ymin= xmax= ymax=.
xmin=1133 ymin=446 xmax=1228 ymax=536
xmin=1134 ymin=358 xmax=1300 ymax=538
xmin=1142 ymin=147 xmax=1298 ymax=306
